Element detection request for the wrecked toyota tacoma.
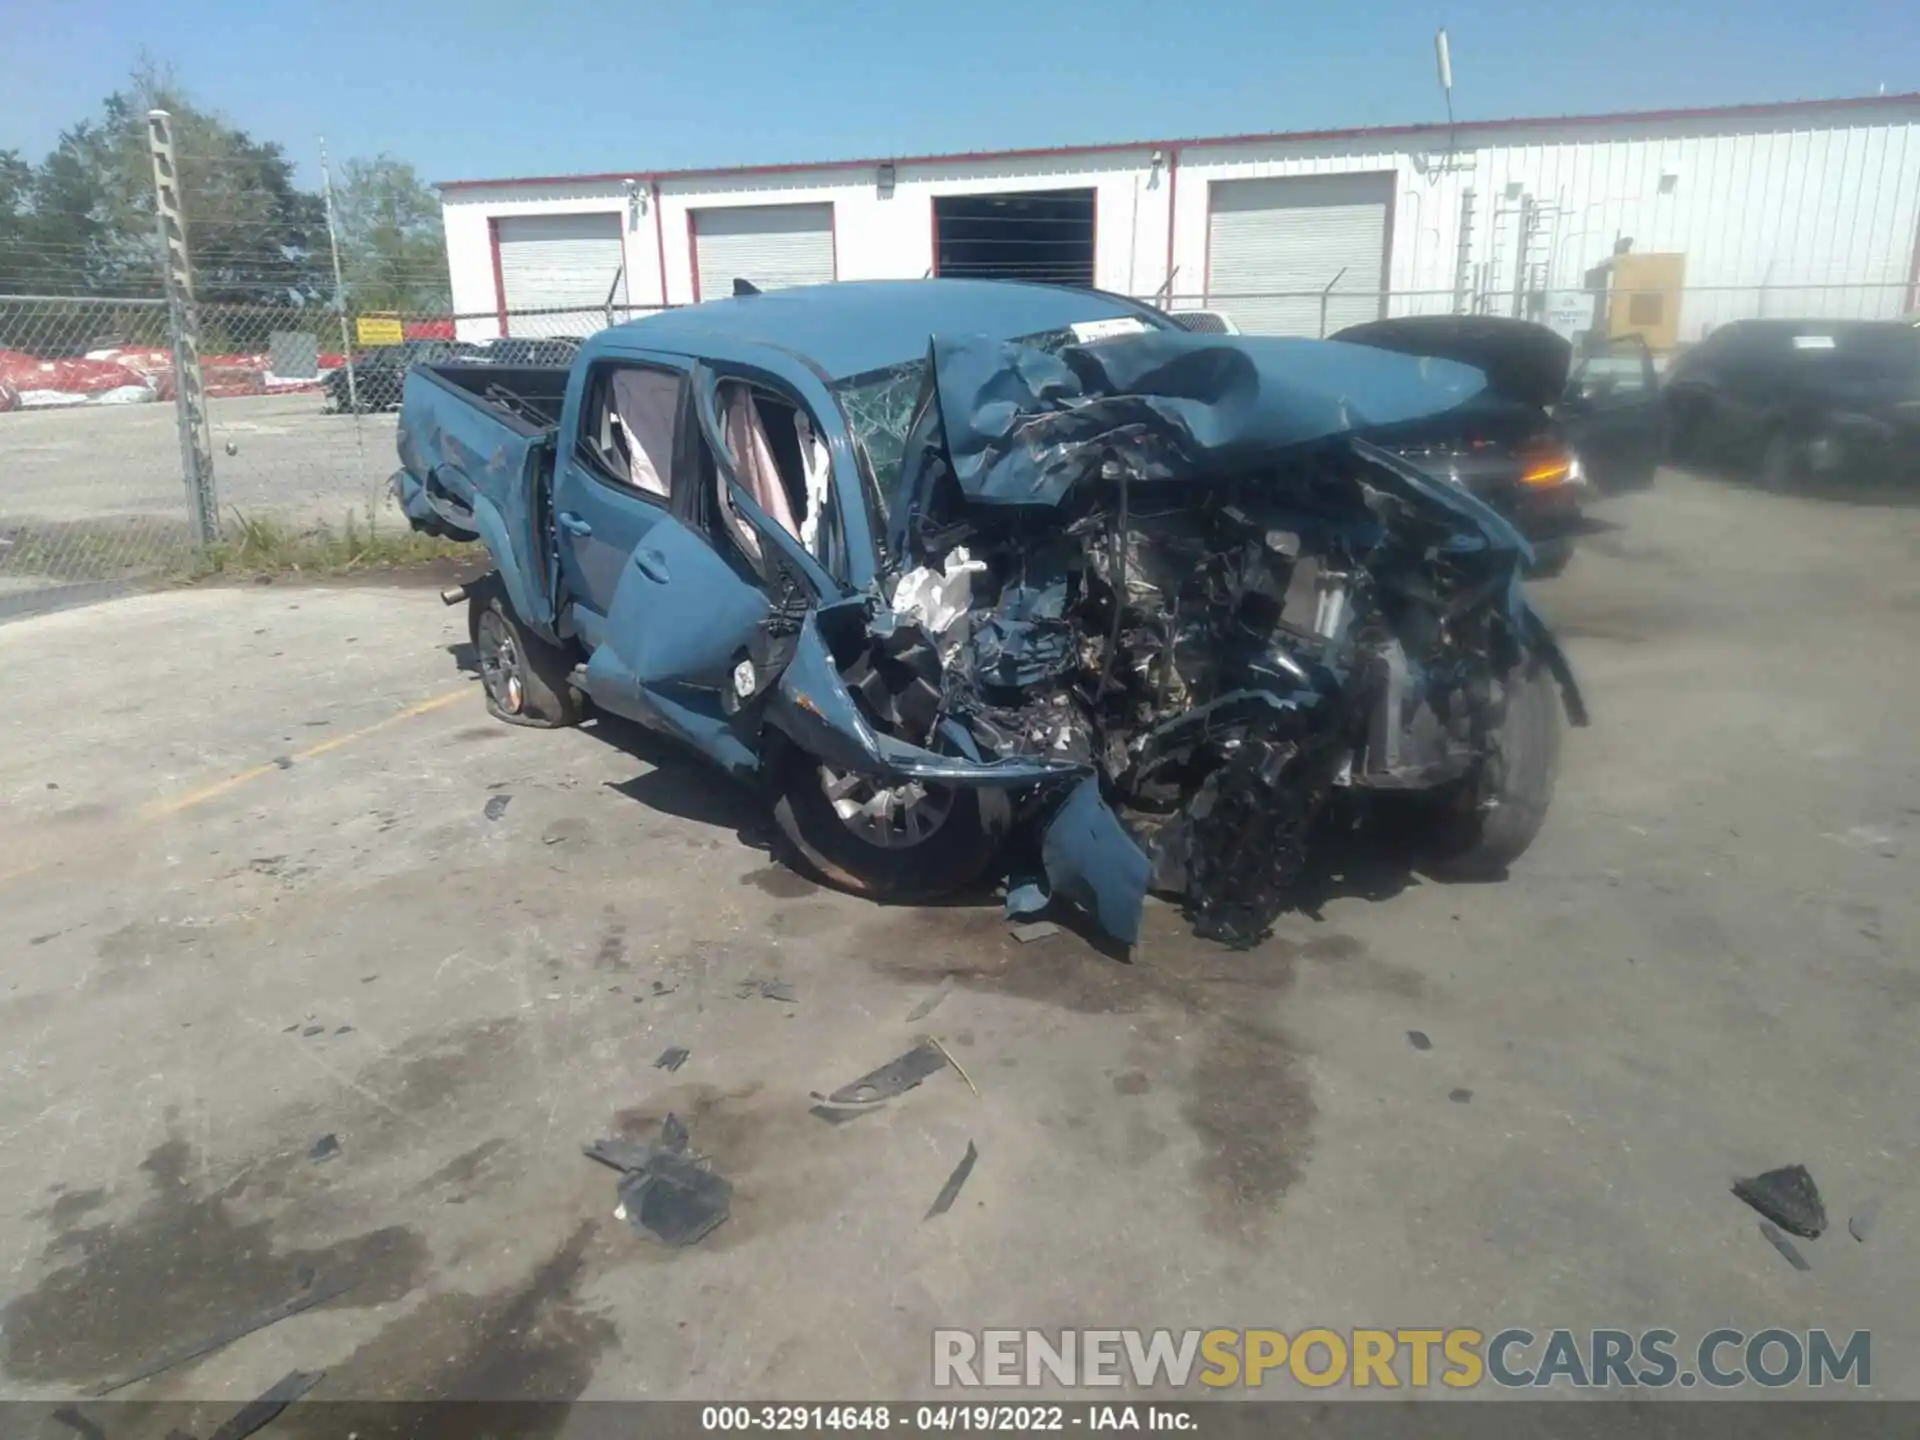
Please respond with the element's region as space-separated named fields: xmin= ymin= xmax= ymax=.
xmin=394 ymin=280 xmax=1586 ymax=948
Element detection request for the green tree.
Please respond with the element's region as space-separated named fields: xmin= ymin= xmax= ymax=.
xmin=331 ymin=156 xmax=450 ymax=312
xmin=22 ymin=59 xmax=328 ymax=304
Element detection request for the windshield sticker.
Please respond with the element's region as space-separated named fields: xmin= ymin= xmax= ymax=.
xmin=1070 ymin=317 xmax=1152 ymax=343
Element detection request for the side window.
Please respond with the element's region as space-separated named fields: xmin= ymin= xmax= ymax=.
xmin=578 ymin=364 xmax=679 ymax=500
xmin=709 ymin=380 xmax=835 ymax=573
xmin=1568 ymin=336 xmax=1652 ymax=401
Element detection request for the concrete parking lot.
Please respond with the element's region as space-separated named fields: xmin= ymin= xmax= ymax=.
xmin=3 ymin=393 xmax=396 ymax=528
xmin=0 ymin=468 xmax=1916 ymax=1411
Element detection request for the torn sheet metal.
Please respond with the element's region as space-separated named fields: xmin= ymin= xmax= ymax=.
xmin=765 ymin=327 xmax=1582 ymax=948
xmin=1038 ymin=776 xmax=1152 ymax=946
xmin=887 ymin=329 xmax=1486 ymax=540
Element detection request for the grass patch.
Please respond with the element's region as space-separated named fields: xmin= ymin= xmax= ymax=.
xmin=181 ymin=508 xmax=473 ymax=580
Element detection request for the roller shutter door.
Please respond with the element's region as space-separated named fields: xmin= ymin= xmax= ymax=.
xmin=693 ymin=203 xmax=835 ymax=298
xmin=1206 ymin=174 xmax=1391 ymax=336
xmin=496 ymin=213 xmax=626 ymax=333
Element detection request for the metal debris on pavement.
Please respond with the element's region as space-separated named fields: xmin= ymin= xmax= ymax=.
xmin=586 ymin=1113 xmax=731 ymax=1247
xmin=208 ymin=1369 xmax=326 ymax=1440
xmin=904 ymin=977 xmax=955 ymax=1023
xmin=655 ymin=1046 xmax=690 ymax=1073
xmin=1010 ymin=920 xmax=1062 ymax=943
xmin=737 ymin=979 xmax=798 ymax=1002
xmin=826 ymin=1041 xmax=949 ymax=1106
xmin=1758 ymin=1221 xmax=1812 ymax=1271
xmin=484 ymin=794 xmax=512 ymax=821
xmin=308 ymin=1133 xmax=341 ymax=1163
xmin=1849 ymin=1198 xmax=1880 ymax=1243
xmin=926 ymin=1141 xmax=979 ymax=1219
xmin=1732 ymin=1164 xmax=1827 ymax=1238
xmin=929 ymin=1035 xmax=979 ymax=1097
xmin=90 ymin=1273 xmax=360 ymax=1395
xmin=1407 ymin=1030 xmax=1432 ymax=1051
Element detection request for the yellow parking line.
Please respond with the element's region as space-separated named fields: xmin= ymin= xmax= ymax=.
xmin=138 ymin=686 xmax=472 ymax=821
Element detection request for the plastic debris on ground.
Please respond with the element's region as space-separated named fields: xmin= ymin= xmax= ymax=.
xmin=1757 ymin=1221 xmax=1812 ymax=1271
xmin=586 ymin=1114 xmax=731 ymax=1247
xmin=811 ymin=1041 xmax=951 ymax=1123
xmin=1849 ymin=1198 xmax=1880 ymax=1243
xmin=654 ymin=1046 xmax=690 ymax=1073
xmin=925 ymin=1141 xmax=979 ymax=1219
xmin=1009 ymin=920 xmax=1062 ymax=943
xmin=483 ymin=794 xmax=512 ymax=821
xmin=736 ymin=979 xmax=798 ymax=1002
xmin=207 ymin=1369 xmax=326 ymax=1440
xmin=308 ymin=1133 xmax=341 ymax=1163
xmin=1732 ymin=1164 xmax=1827 ymax=1238
xmin=904 ymin=976 xmax=955 ymax=1023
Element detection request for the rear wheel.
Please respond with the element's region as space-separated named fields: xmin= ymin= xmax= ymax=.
xmin=468 ymin=578 xmax=581 ymax=728
xmin=1758 ymin=429 xmax=1805 ymax=492
xmin=1419 ymin=657 xmax=1564 ymax=879
xmin=770 ymin=748 xmax=1005 ymax=901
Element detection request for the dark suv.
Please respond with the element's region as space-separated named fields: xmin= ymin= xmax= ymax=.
xmin=1663 ymin=319 xmax=1920 ymax=489
xmin=324 ymin=340 xmax=482 ymax=413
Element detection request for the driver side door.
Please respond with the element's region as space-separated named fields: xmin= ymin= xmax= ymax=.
xmin=580 ymin=359 xmax=841 ymax=776
xmin=1558 ymin=334 xmax=1664 ymax=492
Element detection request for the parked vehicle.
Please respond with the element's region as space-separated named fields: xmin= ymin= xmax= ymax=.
xmin=1334 ymin=315 xmax=1664 ymax=575
xmin=393 ymin=280 xmax=1585 ymax=946
xmin=470 ymin=337 xmax=584 ymax=367
xmin=324 ymin=340 xmax=482 ymax=413
xmin=1662 ymin=319 xmax=1920 ymax=489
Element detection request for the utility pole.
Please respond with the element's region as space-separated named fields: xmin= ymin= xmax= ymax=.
xmin=319 ymin=137 xmax=361 ymax=416
xmin=148 ymin=110 xmax=218 ymax=548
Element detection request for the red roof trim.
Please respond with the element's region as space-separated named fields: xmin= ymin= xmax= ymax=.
xmin=437 ymin=93 xmax=1920 ymax=193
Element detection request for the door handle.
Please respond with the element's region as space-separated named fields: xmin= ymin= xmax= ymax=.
xmin=632 ymin=547 xmax=670 ymax=583
xmin=557 ymin=511 xmax=592 ymax=537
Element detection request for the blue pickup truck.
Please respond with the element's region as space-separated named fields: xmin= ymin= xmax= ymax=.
xmin=394 ymin=280 xmax=1584 ymax=947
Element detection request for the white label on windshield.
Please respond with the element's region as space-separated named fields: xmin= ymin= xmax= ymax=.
xmin=1792 ymin=334 xmax=1837 ymax=350
xmin=1070 ymin=317 xmax=1151 ymax=342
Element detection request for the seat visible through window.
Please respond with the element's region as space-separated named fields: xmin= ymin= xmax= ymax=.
xmin=599 ymin=368 xmax=677 ymax=498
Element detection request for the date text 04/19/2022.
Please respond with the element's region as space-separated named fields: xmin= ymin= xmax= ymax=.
xmin=699 ymin=1404 xmax=1195 ymax=1431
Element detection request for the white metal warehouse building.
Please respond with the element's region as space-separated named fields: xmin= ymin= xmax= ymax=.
xmin=440 ymin=93 xmax=1920 ymax=346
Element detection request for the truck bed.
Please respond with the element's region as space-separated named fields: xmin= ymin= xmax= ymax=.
xmin=393 ymin=363 xmax=569 ymax=632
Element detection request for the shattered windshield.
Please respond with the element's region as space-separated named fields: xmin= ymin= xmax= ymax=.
xmin=833 ymin=360 xmax=925 ymax=526
xmin=830 ymin=326 xmax=1103 ymax=533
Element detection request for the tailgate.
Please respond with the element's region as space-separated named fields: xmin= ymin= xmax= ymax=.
xmin=395 ymin=365 xmax=561 ymax=633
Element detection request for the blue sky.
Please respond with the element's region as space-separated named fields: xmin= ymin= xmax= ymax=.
xmin=4 ymin=0 xmax=1915 ymax=185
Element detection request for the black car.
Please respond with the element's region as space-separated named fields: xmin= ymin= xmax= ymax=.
xmin=324 ymin=340 xmax=482 ymax=413
xmin=1663 ymin=319 xmax=1920 ymax=489
xmin=1333 ymin=316 xmax=1663 ymax=575
xmin=469 ymin=337 xmax=583 ymax=367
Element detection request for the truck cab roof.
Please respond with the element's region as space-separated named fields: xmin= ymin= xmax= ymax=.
xmin=611 ymin=279 xmax=1169 ymax=381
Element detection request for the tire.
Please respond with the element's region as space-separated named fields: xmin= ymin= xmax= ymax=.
xmin=769 ymin=745 xmax=1006 ymax=902
xmin=467 ymin=577 xmax=581 ymax=728
xmin=1758 ymin=429 xmax=1804 ymax=493
xmin=1419 ymin=656 xmax=1564 ymax=880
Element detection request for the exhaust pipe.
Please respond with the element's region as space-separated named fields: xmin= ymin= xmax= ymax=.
xmin=439 ymin=584 xmax=468 ymax=607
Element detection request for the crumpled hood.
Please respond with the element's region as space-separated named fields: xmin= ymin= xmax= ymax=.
xmin=1331 ymin=316 xmax=1573 ymax=412
xmin=886 ymin=329 xmax=1487 ymax=543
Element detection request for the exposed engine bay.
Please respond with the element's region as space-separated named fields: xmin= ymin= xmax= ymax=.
xmin=763 ymin=329 xmax=1588 ymax=948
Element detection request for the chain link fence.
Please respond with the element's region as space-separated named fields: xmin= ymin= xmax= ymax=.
xmin=0 ymin=295 xmax=665 ymax=611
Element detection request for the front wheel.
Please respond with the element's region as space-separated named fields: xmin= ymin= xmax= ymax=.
xmin=769 ymin=748 xmax=1006 ymax=901
xmin=1418 ymin=656 xmax=1565 ymax=880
